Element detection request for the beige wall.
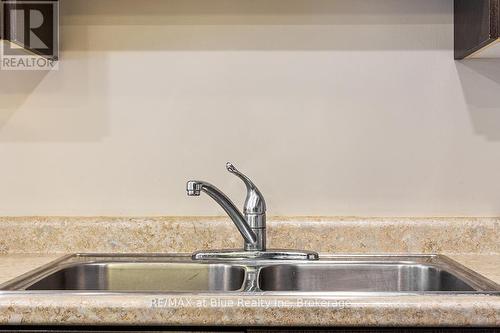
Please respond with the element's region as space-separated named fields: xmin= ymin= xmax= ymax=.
xmin=1 ymin=0 xmax=500 ymax=216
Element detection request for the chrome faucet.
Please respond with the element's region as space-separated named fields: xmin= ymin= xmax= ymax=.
xmin=187 ymin=162 xmax=266 ymax=251
xmin=187 ymin=162 xmax=318 ymax=260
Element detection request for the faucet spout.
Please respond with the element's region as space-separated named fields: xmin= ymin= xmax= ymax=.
xmin=186 ymin=180 xmax=257 ymax=245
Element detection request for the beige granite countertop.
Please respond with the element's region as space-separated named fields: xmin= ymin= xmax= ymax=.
xmin=0 ymin=217 xmax=498 ymax=327
xmin=0 ymin=253 xmax=498 ymax=327
xmin=0 ymin=254 xmax=63 ymax=285
xmin=449 ymin=254 xmax=500 ymax=285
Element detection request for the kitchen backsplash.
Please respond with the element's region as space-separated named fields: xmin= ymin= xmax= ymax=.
xmin=0 ymin=216 xmax=497 ymax=254
xmin=1 ymin=0 xmax=500 ymax=216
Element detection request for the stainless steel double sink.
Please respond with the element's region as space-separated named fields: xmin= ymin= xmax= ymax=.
xmin=1 ymin=254 xmax=499 ymax=295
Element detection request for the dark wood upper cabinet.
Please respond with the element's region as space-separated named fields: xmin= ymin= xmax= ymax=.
xmin=2 ymin=0 xmax=499 ymax=60
xmin=455 ymin=0 xmax=500 ymax=59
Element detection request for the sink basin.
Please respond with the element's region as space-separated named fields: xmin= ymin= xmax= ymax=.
xmin=258 ymin=263 xmax=476 ymax=292
xmin=1 ymin=254 xmax=498 ymax=295
xmin=23 ymin=262 xmax=245 ymax=292
xmin=1 ymin=256 xmax=247 ymax=292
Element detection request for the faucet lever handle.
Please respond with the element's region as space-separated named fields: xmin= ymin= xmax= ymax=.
xmin=226 ymin=162 xmax=255 ymax=189
xmin=226 ymin=162 xmax=266 ymax=214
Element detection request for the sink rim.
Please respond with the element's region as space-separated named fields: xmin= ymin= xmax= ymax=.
xmin=0 ymin=253 xmax=499 ymax=296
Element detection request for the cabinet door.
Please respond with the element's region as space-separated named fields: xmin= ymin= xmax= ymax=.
xmin=455 ymin=0 xmax=500 ymax=59
xmin=248 ymin=329 xmax=500 ymax=333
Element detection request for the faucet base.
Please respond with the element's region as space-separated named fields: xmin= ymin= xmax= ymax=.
xmin=192 ymin=249 xmax=319 ymax=261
